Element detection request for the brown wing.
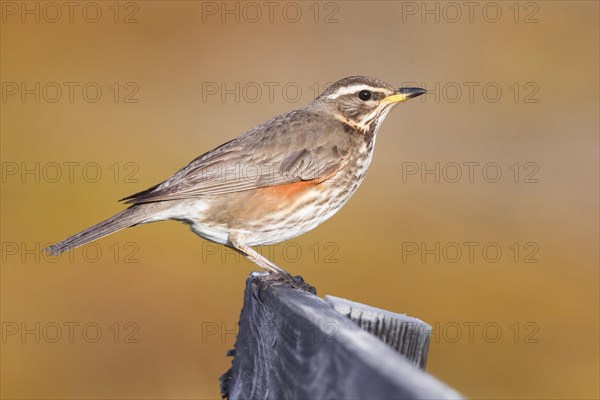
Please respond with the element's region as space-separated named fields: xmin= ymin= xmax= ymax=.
xmin=121 ymin=110 xmax=351 ymax=205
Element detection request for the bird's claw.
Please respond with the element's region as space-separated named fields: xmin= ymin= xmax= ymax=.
xmin=288 ymin=274 xmax=317 ymax=295
xmin=251 ymin=272 xmax=317 ymax=302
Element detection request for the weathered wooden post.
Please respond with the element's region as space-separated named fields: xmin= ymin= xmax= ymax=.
xmin=220 ymin=273 xmax=463 ymax=399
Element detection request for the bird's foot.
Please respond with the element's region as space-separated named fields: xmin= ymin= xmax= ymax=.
xmin=287 ymin=274 xmax=317 ymax=295
xmin=251 ymin=271 xmax=317 ymax=301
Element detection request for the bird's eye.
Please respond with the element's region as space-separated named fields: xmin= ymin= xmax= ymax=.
xmin=358 ymin=90 xmax=372 ymax=101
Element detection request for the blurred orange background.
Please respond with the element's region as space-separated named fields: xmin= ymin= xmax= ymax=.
xmin=1 ymin=1 xmax=598 ymax=399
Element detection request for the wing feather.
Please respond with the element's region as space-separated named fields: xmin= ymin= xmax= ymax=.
xmin=122 ymin=110 xmax=351 ymax=204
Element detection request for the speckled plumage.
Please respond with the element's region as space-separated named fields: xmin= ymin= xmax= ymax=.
xmin=45 ymin=76 xmax=426 ymax=277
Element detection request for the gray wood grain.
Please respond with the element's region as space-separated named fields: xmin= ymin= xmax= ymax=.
xmin=220 ymin=273 xmax=463 ymax=400
xmin=325 ymin=296 xmax=431 ymax=370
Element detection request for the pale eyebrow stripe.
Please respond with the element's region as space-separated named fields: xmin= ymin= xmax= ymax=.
xmin=326 ymin=85 xmax=387 ymax=100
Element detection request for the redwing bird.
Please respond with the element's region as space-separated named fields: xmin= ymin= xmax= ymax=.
xmin=45 ymin=76 xmax=425 ymax=288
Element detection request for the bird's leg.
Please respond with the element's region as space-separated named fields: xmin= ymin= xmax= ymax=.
xmin=228 ymin=232 xmax=290 ymax=276
xmin=227 ymin=232 xmax=316 ymax=295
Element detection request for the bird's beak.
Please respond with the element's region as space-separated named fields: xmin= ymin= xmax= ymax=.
xmin=382 ymin=87 xmax=427 ymax=104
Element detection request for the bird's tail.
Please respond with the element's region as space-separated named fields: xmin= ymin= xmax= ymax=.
xmin=44 ymin=205 xmax=154 ymax=256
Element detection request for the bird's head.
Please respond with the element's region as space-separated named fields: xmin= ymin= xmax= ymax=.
xmin=310 ymin=76 xmax=426 ymax=134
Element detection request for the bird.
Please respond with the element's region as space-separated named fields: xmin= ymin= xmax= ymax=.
xmin=45 ymin=76 xmax=426 ymax=290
